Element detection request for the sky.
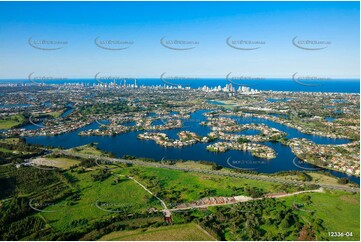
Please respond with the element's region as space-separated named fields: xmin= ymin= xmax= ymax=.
xmin=0 ymin=1 xmax=359 ymax=79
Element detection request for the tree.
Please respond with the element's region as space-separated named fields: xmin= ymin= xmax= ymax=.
xmin=337 ymin=177 xmax=350 ymax=184
xmin=211 ymin=163 xmax=222 ymax=170
xmin=280 ymin=218 xmax=290 ymax=228
xmin=237 ymin=137 xmax=249 ymax=143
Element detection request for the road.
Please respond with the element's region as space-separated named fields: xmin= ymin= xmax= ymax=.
xmin=169 ymin=188 xmax=324 ymax=211
xmin=119 ymin=172 xmax=323 ymax=216
xmin=55 ymin=150 xmax=359 ymax=193
xmin=126 ymin=175 xmax=168 ymax=209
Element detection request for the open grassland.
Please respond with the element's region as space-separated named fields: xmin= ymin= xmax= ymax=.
xmin=0 ymin=114 xmax=25 ymax=129
xmin=209 ymin=99 xmax=238 ymax=109
xmin=278 ymin=172 xmax=341 ymax=185
xmin=68 ymin=144 xmax=112 ymax=157
xmin=0 ymin=138 xmax=22 ymax=145
xmin=174 ymin=161 xmax=214 ymax=170
xmin=123 ymin=166 xmax=299 ymax=205
xmin=307 ymin=172 xmax=341 ymax=185
xmin=32 ymin=157 xmax=81 ymax=169
xmin=1 ymin=151 xmax=359 ymax=241
xmin=47 ymin=111 xmax=63 ymax=118
xmin=98 ymin=223 xmax=216 ymax=241
xmin=282 ymin=190 xmax=360 ymax=241
xmin=42 ymin=169 xmax=160 ymax=231
xmin=42 ymin=164 xmax=289 ymax=232
xmin=0 ymin=147 xmax=13 ymax=153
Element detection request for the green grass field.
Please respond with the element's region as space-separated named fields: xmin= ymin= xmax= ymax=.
xmin=4 ymin=151 xmax=358 ymax=240
xmin=48 ymin=111 xmax=63 ymax=118
xmin=51 ymin=158 xmax=81 ymax=169
xmin=0 ymin=147 xmax=13 ymax=153
xmin=282 ymin=190 xmax=360 ymax=241
xmin=41 ymin=169 xmax=160 ymax=231
xmin=0 ymin=114 xmax=25 ymax=129
xmin=126 ymin=166 xmax=294 ymax=205
xmin=307 ymin=173 xmax=341 ymax=185
xmin=68 ymin=144 xmax=111 ymax=157
xmin=174 ymin=161 xmax=214 ymax=170
xmin=98 ymin=223 xmax=216 ymax=241
xmin=0 ymin=138 xmax=22 ymax=145
xmin=41 ymin=164 xmax=284 ymax=232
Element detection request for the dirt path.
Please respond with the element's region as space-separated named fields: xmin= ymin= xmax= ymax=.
xmin=122 ymin=175 xmax=168 ymax=209
xmin=121 ymin=172 xmax=323 ymax=213
xmin=169 ymin=188 xmax=324 ymax=211
xmin=55 ymin=150 xmax=359 ymax=193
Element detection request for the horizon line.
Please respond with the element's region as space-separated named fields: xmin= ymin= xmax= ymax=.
xmin=0 ymin=77 xmax=360 ymax=81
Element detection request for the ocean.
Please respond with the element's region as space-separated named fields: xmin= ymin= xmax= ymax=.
xmin=0 ymin=78 xmax=360 ymax=93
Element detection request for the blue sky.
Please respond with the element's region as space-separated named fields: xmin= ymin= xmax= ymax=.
xmin=0 ymin=1 xmax=359 ymax=79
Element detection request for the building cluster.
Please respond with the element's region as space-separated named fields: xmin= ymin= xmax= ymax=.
xmin=289 ymin=138 xmax=360 ymax=176
xmin=138 ymin=131 xmax=209 ymax=147
xmin=199 ymin=83 xmax=259 ymax=94
xmin=176 ymin=196 xmax=238 ymax=209
xmin=207 ymin=141 xmax=276 ymax=159
xmin=5 ymin=116 xmax=91 ymax=137
xmin=202 ymin=117 xmax=286 ymax=142
xmin=79 ymin=116 xmax=183 ymax=136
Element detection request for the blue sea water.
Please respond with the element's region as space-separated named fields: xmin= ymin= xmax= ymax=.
xmin=1 ymin=78 xmax=360 ymax=93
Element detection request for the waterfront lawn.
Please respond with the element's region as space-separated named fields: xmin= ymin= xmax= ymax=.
xmin=278 ymin=172 xmax=340 ymax=186
xmin=48 ymin=111 xmax=63 ymax=118
xmin=0 ymin=114 xmax=25 ymax=129
xmin=68 ymin=143 xmax=112 ymax=157
xmin=307 ymin=172 xmax=340 ymax=185
xmin=174 ymin=161 xmax=214 ymax=170
xmin=0 ymin=137 xmax=22 ymax=145
xmin=98 ymin=223 xmax=216 ymax=241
